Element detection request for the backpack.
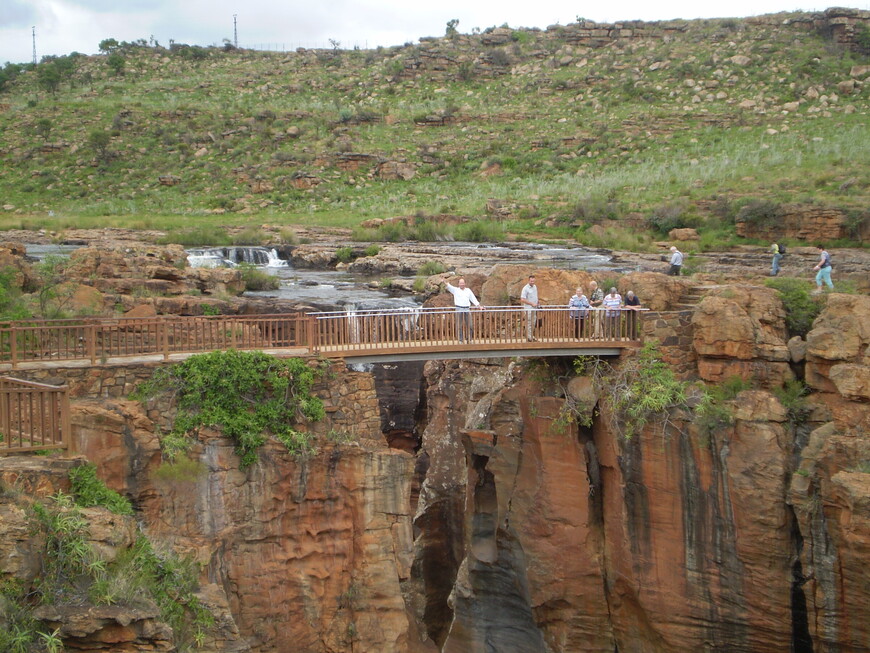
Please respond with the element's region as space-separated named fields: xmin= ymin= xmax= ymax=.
xmin=777 ymin=243 xmax=786 ymax=256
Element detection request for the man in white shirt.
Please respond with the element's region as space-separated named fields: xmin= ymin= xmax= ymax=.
xmin=445 ymin=278 xmax=482 ymax=342
xmin=520 ymin=275 xmax=539 ymax=341
xmin=668 ymin=246 xmax=683 ymax=276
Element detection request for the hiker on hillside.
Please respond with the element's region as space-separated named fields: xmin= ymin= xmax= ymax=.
xmin=668 ymin=246 xmax=683 ymax=276
xmin=770 ymin=243 xmax=783 ymax=276
xmin=812 ymin=245 xmax=834 ymax=293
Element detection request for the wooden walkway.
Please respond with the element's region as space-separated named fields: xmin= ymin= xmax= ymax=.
xmin=0 ymin=306 xmax=643 ymax=369
xmin=0 ymin=307 xmax=644 ymax=452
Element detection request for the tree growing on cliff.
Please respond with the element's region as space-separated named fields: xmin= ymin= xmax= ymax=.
xmin=572 ymin=342 xmax=700 ymax=440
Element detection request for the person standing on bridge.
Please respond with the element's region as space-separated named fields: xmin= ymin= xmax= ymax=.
xmin=445 ymin=278 xmax=482 ymax=342
xmin=520 ymin=275 xmax=539 ymax=341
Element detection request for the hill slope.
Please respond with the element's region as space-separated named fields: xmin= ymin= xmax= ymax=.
xmin=0 ymin=8 xmax=868 ymax=246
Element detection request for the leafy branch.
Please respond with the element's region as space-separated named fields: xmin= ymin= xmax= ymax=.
xmin=133 ymin=350 xmax=328 ymax=468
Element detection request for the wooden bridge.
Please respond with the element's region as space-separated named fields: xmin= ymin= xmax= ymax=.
xmin=0 ymin=306 xmax=644 ymax=452
xmin=0 ymin=306 xmax=643 ymax=368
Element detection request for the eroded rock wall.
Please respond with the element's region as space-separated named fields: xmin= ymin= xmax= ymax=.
xmin=5 ymin=288 xmax=868 ymax=653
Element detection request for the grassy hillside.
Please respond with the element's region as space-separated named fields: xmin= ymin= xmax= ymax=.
xmin=0 ymin=11 xmax=868 ymax=248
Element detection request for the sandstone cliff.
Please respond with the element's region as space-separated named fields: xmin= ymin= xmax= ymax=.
xmin=1 ymin=286 xmax=867 ymax=652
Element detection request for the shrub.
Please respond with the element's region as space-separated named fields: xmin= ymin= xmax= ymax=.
xmin=0 ymin=267 xmax=31 ymax=320
xmin=132 ymin=351 xmax=327 ymax=468
xmin=363 ymin=244 xmax=380 ymax=257
xmin=572 ymin=195 xmax=621 ymax=222
xmin=87 ymin=129 xmax=112 ymax=163
xmin=158 ymin=227 xmax=232 ymax=247
xmin=231 ymin=227 xmax=269 ymax=246
xmin=106 ymin=52 xmax=125 ymax=76
xmin=335 ymin=246 xmax=354 ymax=263
xmin=69 ymin=463 xmax=134 ymax=515
xmin=410 ymin=220 xmax=452 ymax=241
xmin=765 ymin=277 xmax=822 ymax=338
xmin=646 ymin=202 xmax=700 ymax=235
xmin=238 ymin=264 xmax=279 ymax=291
xmin=735 ymin=199 xmax=782 ymax=229
xmin=774 ymin=379 xmax=811 ymax=426
xmin=417 ymin=261 xmax=446 ymax=276
xmin=455 ymin=220 xmax=505 ymax=242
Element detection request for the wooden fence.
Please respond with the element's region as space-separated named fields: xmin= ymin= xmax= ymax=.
xmin=0 ymin=377 xmax=70 ymax=454
xmin=0 ymin=314 xmax=311 ymax=368
xmin=0 ymin=307 xmax=643 ymax=367
xmin=311 ymin=305 xmax=644 ymax=355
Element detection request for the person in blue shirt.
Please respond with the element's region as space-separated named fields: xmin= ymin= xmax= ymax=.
xmin=568 ymin=287 xmax=590 ymax=339
xmin=812 ymin=245 xmax=834 ymax=293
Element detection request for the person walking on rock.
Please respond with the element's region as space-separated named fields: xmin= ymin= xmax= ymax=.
xmin=668 ymin=246 xmax=683 ymax=276
xmin=520 ymin=275 xmax=539 ymax=341
xmin=812 ymin=244 xmax=834 ymax=293
xmin=770 ymin=243 xmax=782 ymax=276
xmin=445 ymin=278 xmax=482 ymax=342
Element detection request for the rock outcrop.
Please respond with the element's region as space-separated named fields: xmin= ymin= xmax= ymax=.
xmin=2 ymin=282 xmax=868 ymax=652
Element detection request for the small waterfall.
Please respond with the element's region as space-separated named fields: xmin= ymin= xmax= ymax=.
xmin=186 ymin=247 xmax=289 ymax=268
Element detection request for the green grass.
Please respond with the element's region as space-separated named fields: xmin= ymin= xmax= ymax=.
xmin=0 ymin=14 xmax=867 ymax=249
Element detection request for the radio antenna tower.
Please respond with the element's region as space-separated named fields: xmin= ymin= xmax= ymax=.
xmin=233 ymin=15 xmax=238 ymax=48
xmin=32 ymin=26 xmax=37 ymax=64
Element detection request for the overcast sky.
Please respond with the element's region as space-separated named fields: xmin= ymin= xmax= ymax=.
xmin=1 ymin=1 xmax=865 ymax=64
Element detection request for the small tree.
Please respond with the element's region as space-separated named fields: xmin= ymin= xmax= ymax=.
xmin=87 ymin=129 xmax=112 ymax=163
xmin=106 ymin=52 xmax=125 ymax=76
xmin=35 ymin=118 xmax=52 ymax=140
xmin=98 ymin=38 xmax=119 ymax=53
xmin=446 ymin=19 xmax=460 ymax=38
xmin=36 ymin=61 xmax=61 ymax=95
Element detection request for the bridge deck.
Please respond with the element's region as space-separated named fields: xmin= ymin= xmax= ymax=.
xmin=0 ymin=306 xmax=644 ymax=369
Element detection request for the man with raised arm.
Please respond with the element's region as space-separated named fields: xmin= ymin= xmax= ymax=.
xmin=445 ymin=278 xmax=482 ymax=342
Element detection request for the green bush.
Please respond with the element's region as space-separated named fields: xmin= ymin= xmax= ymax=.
xmin=736 ymin=199 xmax=782 ymax=229
xmin=572 ymin=195 xmax=621 ymax=222
xmin=0 ymin=267 xmax=31 ymax=321
xmin=132 ymin=351 xmax=327 ymax=468
xmin=363 ymin=244 xmax=380 ymax=257
xmin=765 ymin=277 xmax=822 ymax=338
xmin=646 ymin=202 xmax=700 ymax=235
xmin=158 ymin=227 xmax=231 ymax=247
xmin=69 ymin=463 xmax=134 ymax=515
xmin=773 ymin=379 xmax=810 ymax=426
xmin=231 ymin=227 xmax=270 ymax=245
xmin=238 ymin=264 xmax=279 ymax=291
xmin=417 ymin=260 xmax=446 ymax=276
xmin=335 ymin=246 xmax=354 ymax=263
xmin=455 ymin=220 xmax=505 ymax=242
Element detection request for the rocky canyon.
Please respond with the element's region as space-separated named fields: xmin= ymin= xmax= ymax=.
xmin=1 ymin=260 xmax=868 ymax=652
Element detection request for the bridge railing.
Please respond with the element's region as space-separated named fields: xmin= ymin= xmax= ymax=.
xmin=0 ymin=314 xmax=311 ymax=368
xmin=311 ymin=305 xmax=644 ymax=354
xmin=0 ymin=307 xmax=643 ymax=367
xmin=0 ymin=377 xmax=70 ymax=454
